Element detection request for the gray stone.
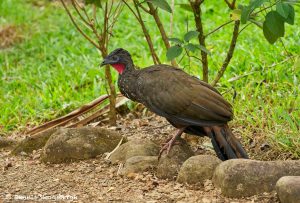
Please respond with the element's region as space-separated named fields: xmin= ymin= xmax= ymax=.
xmin=0 ymin=137 xmax=18 ymax=149
xmin=109 ymin=139 xmax=159 ymax=163
xmin=11 ymin=128 xmax=57 ymax=155
xmin=276 ymin=176 xmax=300 ymax=203
xmin=156 ymin=138 xmax=194 ymax=180
xmin=121 ymin=156 xmax=158 ymax=176
xmin=213 ymin=159 xmax=300 ymax=197
xmin=177 ymin=155 xmax=221 ymax=185
xmin=41 ymin=127 xmax=125 ymax=163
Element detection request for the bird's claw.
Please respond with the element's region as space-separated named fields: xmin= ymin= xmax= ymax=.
xmin=158 ymin=140 xmax=181 ymax=160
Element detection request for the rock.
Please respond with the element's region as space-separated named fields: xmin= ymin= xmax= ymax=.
xmin=213 ymin=159 xmax=300 ymax=197
xmin=276 ymin=176 xmax=300 ymax=203
xmin=177 ymin=155 xmax=221 ymax=185
xmin=120 ymin=156 xmax=158 ymax=176
xmin=109 ymin=139 xmax=159 ymax=163
xmin=156 ymin=138 xmax=194 ymax=180
xmin=0 ymin=137 xmax=18 ymax=149
xmin=41 ymin=127 xmax=126 ymax=163
xmin=11 ymin=128 xmax=57 ymax=155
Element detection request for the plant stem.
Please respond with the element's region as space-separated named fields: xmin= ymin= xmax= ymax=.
xmin=190 ymin=0 xmax=208 ymax=82
xmin=60 ymin=0 xmax=101 ymax=50
xmin=131 ymin=0 xmax=161 ymax=64
xmin=205 ymin=20 xmax=234 ymax=37
xmin=103 ymin=2 xmax=117 ymax=126
xmin=147 ymin=3 xmax=178 ymax=67
xmin=212 ymin=21 xmax=240 ymax=86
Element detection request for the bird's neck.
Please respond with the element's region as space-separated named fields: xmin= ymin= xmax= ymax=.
xmin=117 ymin=63 xmax=140 ymax=102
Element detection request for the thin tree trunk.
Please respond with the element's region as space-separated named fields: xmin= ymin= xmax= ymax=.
xmin=148 ymin=3 xmax=178 ymax=67
xmin=190 ymin=0 xmax=208 ymax=82
xmin=212 ymin=21 xmax=240 ymax=86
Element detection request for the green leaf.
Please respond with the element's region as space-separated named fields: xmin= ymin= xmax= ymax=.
xmin=263 ymin=23 xmax=278 ymax=44
xmin=146 ymin=0 xmax=172 ymax=13
xmin=166 ymin=45 xmax=183 ymax=61
xmin=183 ymin=31 xmax=199 ymax=42
xmin=241 ymin=6 xmax=251 ymax=24
xmin=184 ymin=43 xmax=197 ymax=52
xmin=85 ymin=0 xmax=102 ymax=7
xmin=177 ymin=3 xmax=193 ymax=12
xmin=184 ymin=43 xmax=211 ymax=55
xmin=263 ymin=11 xmax=285 ymax=44
xmin=168 ymin=37 xmax=183 ymax=45
xmin=248 ymin=0 xmax=266 ymax=10
xmin=241 ymin=0 xmax=266 ymax=24
xmin=285 ymin=4 xmax=295 ymax=25
xmin=264 ymin=11 xmax=285 ymax=37
xmin=195 ymin=44 xmax=211 ymax=55
xmin=276 ymin=2 xmax=290 ymax=18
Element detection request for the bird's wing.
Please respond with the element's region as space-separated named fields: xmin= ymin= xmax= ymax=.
xmin=136 ymin=65 xmax=233 ymax=126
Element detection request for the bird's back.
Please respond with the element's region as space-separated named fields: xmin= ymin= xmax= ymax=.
xmin=135 ymin=64 xmax=233 ymax=127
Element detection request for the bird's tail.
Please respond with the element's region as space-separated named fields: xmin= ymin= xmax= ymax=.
xmin=204 ymin=125 xmax=249 ymax=161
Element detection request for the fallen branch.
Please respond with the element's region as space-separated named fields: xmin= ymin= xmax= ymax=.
xmin=27 ymin=94 xmax=109 ymax=135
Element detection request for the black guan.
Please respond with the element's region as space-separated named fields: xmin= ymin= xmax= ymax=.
xmin=101 ymin=48 xmax=248 ymax=160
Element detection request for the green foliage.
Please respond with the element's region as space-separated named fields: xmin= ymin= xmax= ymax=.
xmin=145 ymin=0 xmax=172 ymax=13
xmin=263 ymin=11 xmax=285 ymax=44
xmin=183 ymin=31 xmax=199 ymax=42
xmin=166 ymin=45 xmax=182 ymax=61
xmin=167 ymin=31 xmax=210 ymax=60
xmin=239 ymin=0 xmax=296 ymax=44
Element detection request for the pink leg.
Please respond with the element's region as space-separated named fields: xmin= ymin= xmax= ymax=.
xmin=158 ymin=128 xmax=185 ymax=159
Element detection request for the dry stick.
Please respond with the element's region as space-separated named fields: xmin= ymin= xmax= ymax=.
xmin=212 ymin=21 xmax=240 ymax=86
xmin=60 ymin=0 xmax=100 ymax=50
xmin=27 ymin=95 xmax=109 ymax=135
xmin=147 ymin=3 xmax=178 ymax=67
xmin=205 ymin=20 xmax=234 ymax=37
xmin=170 ymin=0 xmax=175 ymax=35
xmin=103 ymin=2 xmax=117 ymax=126
xmin=133 ymin=1 xmax=161 ymax=64
xmin=224 ymin=0 xmax=236 ymax=9
xmin=190 ymin=0 xmax=208 ymax=82
xmin=123 ymin=0 xmax=160 ymax=64
xmin=71 ymin=0 xmax=90 ymax=26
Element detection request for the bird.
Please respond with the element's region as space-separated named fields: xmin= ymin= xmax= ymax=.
xmin=101 ymin=48 xmax=249 ymax=160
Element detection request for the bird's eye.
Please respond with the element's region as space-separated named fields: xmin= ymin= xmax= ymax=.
xmin=112 ymin=56 xmax=119 ymax=61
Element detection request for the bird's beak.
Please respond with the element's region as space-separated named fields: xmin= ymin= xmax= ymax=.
xmin=100 ymin=58 xmax=114 ymax=67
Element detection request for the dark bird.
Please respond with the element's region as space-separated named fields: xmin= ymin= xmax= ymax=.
xmin=101 ymin=48 xmax=248 ymax=160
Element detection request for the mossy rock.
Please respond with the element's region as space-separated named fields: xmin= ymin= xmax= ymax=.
xmin=41 ymin=127 xmax=126 ymax=164
xmin=11 ymin=128 xmax=57 ymax=155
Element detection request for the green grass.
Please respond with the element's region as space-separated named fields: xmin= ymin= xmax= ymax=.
xmin=0 ymin=0 xmax=299 ymax=157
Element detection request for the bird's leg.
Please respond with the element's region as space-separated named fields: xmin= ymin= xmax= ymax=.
xmin=158 ymin=128 xmax=185 ymax=159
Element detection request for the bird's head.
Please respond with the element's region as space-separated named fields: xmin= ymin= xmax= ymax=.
xmin=101 ymin=48 xmax=133 ymax=74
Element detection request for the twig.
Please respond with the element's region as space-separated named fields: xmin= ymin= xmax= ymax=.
xmin=170 ymin=0 xmax=175 ymax=35
xmin=280 ymin=39 xmax=295 ymax=63
xmin=147 ymin=2 xmax=178 ymax=67
xmin=103 ymin=2 xmax=117 ymax=126
xmin=205 ymin=20 xmax=234 ymax=37
xmin=60 ymin=0 xmax=101 ymax=50
xmin=239 ymin=22 xmax=251 ymax=34
xmin=212 ymin=21 xmax=240 ymax=86
xmin=105 ymin=137 xmax=124 ymax=160
xmin=71 ymin=0 xmax=90 ymax=26
xmin=128 ymin=0 xmax=160 ymax=64
xmin=189 ymin=0 xmax=208 ymax=82
xmin=224 ymin=0 xmax=236 ymax=9
xmin=138 ymin=2 xmax=151 ymax=14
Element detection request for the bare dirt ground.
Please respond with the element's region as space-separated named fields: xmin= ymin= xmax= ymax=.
xmin=0 ymin=113 xmax=279 ymax=202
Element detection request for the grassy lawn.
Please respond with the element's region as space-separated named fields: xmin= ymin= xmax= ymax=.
xmin=0 ymin=0 xmax=299 ymax=157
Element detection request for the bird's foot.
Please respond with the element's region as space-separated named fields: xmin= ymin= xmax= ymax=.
xmin=158 ymin=139 xmax=180 ymax=160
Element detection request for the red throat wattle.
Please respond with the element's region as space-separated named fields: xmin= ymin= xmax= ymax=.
xmin=111 ymin=63 xmax=125 ymax=74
